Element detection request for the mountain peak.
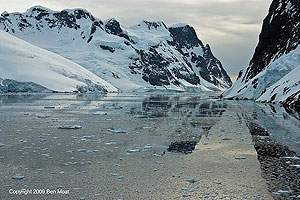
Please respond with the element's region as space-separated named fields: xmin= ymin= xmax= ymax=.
xmin=139 ymin=20 xmax=168 ymax=30
xmin=62 ymin=8 xmax=95 ymax=19
xmin=1 ymin=11 xmax=9 ymax=17
xmin=26 ymin=5 xmax=53 ymax=14
xmin=169 ymin=23 xmax=189 ymax=28
xmin=105 ymin=18 xmax=122 ymax=34
xmin=169 ymin=24 xmax=203 ymax=49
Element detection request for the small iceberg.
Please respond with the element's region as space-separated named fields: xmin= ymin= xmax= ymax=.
xmin=58 ymin=125 xmax=82 ymax=130
xmin=12 ymin=175 xmax=25 ymax=181
xmin=126 ymin=148 xmax=141 ymax=153
xmin=93 ymin=111 xmax=107 ymax=115
xmin=108 ymin=128 xmax=127 ymax=134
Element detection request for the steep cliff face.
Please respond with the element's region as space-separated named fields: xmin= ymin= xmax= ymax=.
xmin=0 ymin=6 xmax=232 ymax=92
xmin=224 ymin=0 xmax=300 ymax=113
xmin=168 ymin=25 xmax=232 ymax=89
xmin=244 ymin=0 xmax=300 ymax=82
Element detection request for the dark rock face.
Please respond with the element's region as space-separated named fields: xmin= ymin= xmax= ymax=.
xmin=105 ymin=19 xmax=131 ymax=42
xmin=244 ymin=0 xmax=300 ymax=82
xmin=99 ymin=45 xmax=115 ymax=53
xmin=169 ymin=25 xmax=203 ymax=49
xmin=143 ymin=20 xmax=168 ymax=30
xmin=201 ymin=45 xmax=232 ymax=87
xmin=169 ymin=25 xmax=232 ymax=88
xmin=283 ymin=91 xmax=300 ymax=115
xmin=130 ymin=46 xmax=200 ymax=87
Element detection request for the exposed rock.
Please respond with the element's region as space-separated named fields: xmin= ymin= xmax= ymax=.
xmin=167 ymin=141 xmax=197 ymax=154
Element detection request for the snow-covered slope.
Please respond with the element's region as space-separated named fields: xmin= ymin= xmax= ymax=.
xmin=0 ymin=30 xmax=118 ymax=93
xmin=0 ymin=6 xmax=232 ymax=92
xmin=225 ymin=46 xmax=300 ymax=102
xmin=224 ymin=0 xmax=299 ymax=112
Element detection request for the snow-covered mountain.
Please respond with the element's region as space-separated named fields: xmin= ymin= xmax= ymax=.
xmin=224 ymin=0 xmax=299 ymax=112
xmin=0 ymin=30 xmax=118 ymax=93
xmin=0 ymin=6 xmax=232 ymax=92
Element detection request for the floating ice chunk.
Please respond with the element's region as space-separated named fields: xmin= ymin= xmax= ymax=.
xmin=12 ymin=175 xmax=25 ymax=180
xmin=82 ymin=135 xmax=95 ymax=139
xmin=108 ymin=128 xmax=127 ymax=134
xmin=290 ymin=164 xmax=300 ymax=168
xmin=272 ymin=190 xmax=290 ymax=197
xmin=93 ymin=111 xmax=107 ymax=115
xmin=142 ymin=126 xmax=152 ymax=129
xmin=0 ymin=143 xmax=5 ymax=147
xmin=281 ymin=156 xmax=300 ymax=160
xmin=58 ymin=125 xmax=82 ymax=130
xmin=184 ymin=177 xmax=198 ymax=184
xmin=105 ymin=141 xmax=117 ymax=145
xmin=144 ymin=144 xmax=152 ymax=149
xmin=235 ymin=156 xmax=247 ymax=160
xmin=127 ymin=148 xmax=141 ymax=153
xmin=153 ymin=153 xmax=162 ymax=157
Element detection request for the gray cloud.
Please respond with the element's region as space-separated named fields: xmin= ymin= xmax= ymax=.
xmin=0 ymin=0 xmax=272 ymax=79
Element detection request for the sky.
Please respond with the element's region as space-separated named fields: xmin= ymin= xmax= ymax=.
xmin=0 ymin=0 xmax=272 ymax=80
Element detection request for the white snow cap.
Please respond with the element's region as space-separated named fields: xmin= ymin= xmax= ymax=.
xmin=169 ymin=23 xmax=189 ymax=28
xmin=26 ymin=5 xmax=54 ymax=13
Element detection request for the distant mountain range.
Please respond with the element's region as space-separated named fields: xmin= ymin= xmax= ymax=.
xmin=224 ymin=0 xmax=300 ymax=113
xmin=0 ymin=6 xmax=232 ymax=93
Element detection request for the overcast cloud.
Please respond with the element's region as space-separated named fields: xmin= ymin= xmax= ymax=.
xmin=0 ymin=0 xmax=272 ymax=79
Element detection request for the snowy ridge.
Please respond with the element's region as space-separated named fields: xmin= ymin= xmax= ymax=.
xmin=0 ymin=6 xmax=232 ymax=92
xmin=0 ymin=30 xmax=118 ymax=93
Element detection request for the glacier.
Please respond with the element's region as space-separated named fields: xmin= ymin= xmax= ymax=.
xmin=0 ymin=30 xmax=118 ymax=93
